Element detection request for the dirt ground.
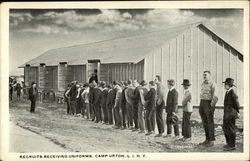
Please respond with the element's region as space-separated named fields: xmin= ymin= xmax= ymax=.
xmin=9 ymin=97 xmax=243 ymax=153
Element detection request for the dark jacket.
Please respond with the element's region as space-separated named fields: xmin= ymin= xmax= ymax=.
xmin=121 ymin=87 xmax=127 ymax=109
xmin=89 ymin=74 xmax=98 ymax=84
xmin=28 ymin=87 xmax=38 ymax=100
xmin=101 ymin=88 xmax=109 ymax=108
xmin=106 ymin=89 xmax=116 ymax=108
xmin=92 ymin=87 xmax=102 ymax=105
xmin=89 ymin=87 xmax=94 ymax=104
xmin=144 ymin=87 xmax=156 ymax=110
xmin=166 ymin=88 xmax=178 ymax=114
xmin=223 ymin=89 xmax=240 ymax=119
xmin=68 ymin=85 xmax=78 ymax=101
xmin=133 ymin=86 xmax=141 ymax=106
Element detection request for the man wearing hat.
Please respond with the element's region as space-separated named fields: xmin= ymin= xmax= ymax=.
xmin=181 ymin=79 xmax=193 ymax=141
xmin=166 ymin=79 xmax=179 ymax=138
xmin=199 ymin=71 xmax=218 ymax=147
xmin=28 ymin=82 xmax=38 ymax=113
xmin=222 ymin=78 xmax=240 ymax=151
xmin=138 ymin=80 xmax=148 ymax=133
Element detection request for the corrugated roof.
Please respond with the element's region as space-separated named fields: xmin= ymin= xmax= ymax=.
xmin=19 ymin=22 xmax=243 ymax=67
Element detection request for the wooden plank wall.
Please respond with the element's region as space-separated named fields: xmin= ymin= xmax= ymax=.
xmin=44 ymin=66 xmax=58 ymax=92
xmin=144 ymin=26 xmax=244 ymax=106
xmin=100 ymin=60 xmax=144 ymax=84
xmin=24 ymin=66 xmax=38 ymax=87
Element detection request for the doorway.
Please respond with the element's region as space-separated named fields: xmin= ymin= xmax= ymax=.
xmin=86 ymin=59 xmax=100 ymax=83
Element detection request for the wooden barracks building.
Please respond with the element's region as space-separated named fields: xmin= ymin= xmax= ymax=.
xmin=19 ymin=23 xmax=244 ymax=106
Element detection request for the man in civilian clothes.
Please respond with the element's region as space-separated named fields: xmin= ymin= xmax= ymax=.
xmin=113 ymin=81 xmax=123 ymax=129
xmin=125 ymin=80 xmax=135 ymax=129
xmin=81 ymin=83 xmax=90 ymax=119
xmin=144 ymin=81 xmax=157 ymax=135
xmin=106 ymin=85 xmax=116 ymax=125
xmin=89 ymin=82 xmax=95 ymax=121
xmin=29 ymin=82 xmax=38 ymax=113
xmin=89 ymin=69 xmax=98 ymax=84
xmin=100 ymin=81 xmax=109 ymax=124
xmin=181 ymin=79 xmax=192 ymax=141
xmin=199 ymin=71 xmax=218 ymax=147
xmin=132 ymin=80 xmax=140 ymax=132
xmin=93 ymin=81 xmax=102 ymax=123
xmin=154 ymin=75 xmax=165 ymax=137
xmin=66 ymin=81 xmax=78 ymax=115
xmin=76 ymin=83 xmax=82 ymax=115
xmin=64 ymin=84 xmax=71 ymax=115
xmin=138 ymin=80 xmax=148 ymax=133
xmin=121 ymin=82 xmax=128 ymax=129
xmin=222 ymin=78 xmax=240 ymax=151
xmin=166 ymin=79 xmax=179 ymax=138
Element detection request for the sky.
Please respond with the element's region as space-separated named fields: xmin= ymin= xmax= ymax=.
xmin=9 ymin=9 xmax=243 ymax=76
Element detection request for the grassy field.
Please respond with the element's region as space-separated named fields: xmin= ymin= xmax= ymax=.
xmin=9 ymin=98 xmax=243 ymax=153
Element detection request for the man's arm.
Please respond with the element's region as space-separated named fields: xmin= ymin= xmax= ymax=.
xmin=232 ymin=90 xmax=240 ymax=113
xmin=182 ymin=91 xmax=191 ymax=106
xmin=210 ymin=83 xmax=218 ymax=107
xmin=173 ymin=91 xmax=178 ymax=113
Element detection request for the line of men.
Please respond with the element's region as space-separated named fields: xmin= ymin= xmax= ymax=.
xmin=63 ymin=70 xmax=240 ymax=151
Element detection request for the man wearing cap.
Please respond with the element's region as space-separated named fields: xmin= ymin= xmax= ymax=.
xmin=166 ymin=79 xmax=179 ymax=138
xmin=154 ymin=75 xmax=165 ymax=137
xmin=222 ymin=78 xmax=240 ymax=151
xmin=138 ymin=80 xmax=148 ymax=133
xmin=181 ymin=79 xmax=193 ymax=141
xmin=199 ymin=71 xmax=218 ymax=147
xmin=29 ymin=82 xmax=38 ymax=113
xmin=125 ymin=80 xmax=135 ymax=129
xmin=144 ymin=81 xmax=157 ymax=135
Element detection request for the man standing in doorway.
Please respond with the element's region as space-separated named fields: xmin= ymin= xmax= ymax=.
xmin=89 ymin=69 xmax=98 ymax=84
xmin=199 ymin=71 xmax=218 ymax=147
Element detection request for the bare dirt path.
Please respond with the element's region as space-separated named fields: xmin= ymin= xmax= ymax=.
xmin=9 ymin=100 xmax=243 ymax=153
xmin=9 ymin=122 xmax=68 ymax=152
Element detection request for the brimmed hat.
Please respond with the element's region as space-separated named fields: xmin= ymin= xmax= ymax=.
xmin=223 ymin=78 xmax=235 ymax=87
xmin=167 ymin=79 xmax=175 ymax=86
xmin=167 ymin=114 xmax=178 ymax=125
xmin=181 ymin=79 xmax=191 ymax=86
